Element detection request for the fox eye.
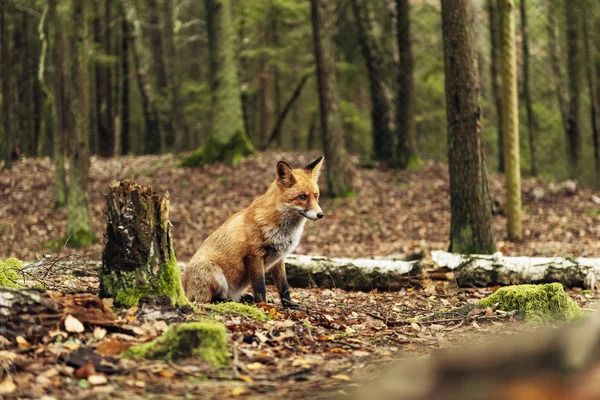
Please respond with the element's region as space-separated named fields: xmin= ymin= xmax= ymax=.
xmin=299 ymin=194 xmax=308 ymax=200
xmin=315 ymin=193 xmax=319 ymax=199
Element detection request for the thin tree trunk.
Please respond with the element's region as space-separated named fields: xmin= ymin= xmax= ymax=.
xmin=487 ymin=0 xmax=505 ymax=172
xmin=565 ymin=0 xmax=582 ymax=178
xmin=311 ymin=0 xmax=355 ymax=197
xmin=583 ymin=11 xmax=600 ymax=188
xmin=180 ymin=0 xmax=255 ymax=167
xmin=1 ymin=0 xmax=18 ymax=168
xmin=520 ymin=0 xmax=536 ymax=177
xmin=396 ymin=0 xmax=421 ymax=169
xmin=441 ymin=0 xmax=497 ymax=254
xmin=67 ymin=0 xmax=96 ymax=247
xmin=16 ymin=13 xmax=35 ymax=157
xmin=92 ymin=1 xmax=103 ymax=155
xmin=120 ymin=4 xmax=131 ymax=155
xmin=351 ymin=0 xmax=395 ymax=163
xmin=53 ymin=25 xmax=70 ymax=207
xmin=501 ymin=0 xmax=522 ymax=241
xmin=147 ymin=0 xmax=174 ymax=151
xmin=546 ymin=3 xmax=568 ymax=133
xmin=122 ymin=0 xmax=161 ymax=154
xmin=104 ymin=0 xmax=114 ymax=156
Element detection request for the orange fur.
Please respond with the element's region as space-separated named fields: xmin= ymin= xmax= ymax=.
xmin=182 ymin=156 xmax=325 ymax=306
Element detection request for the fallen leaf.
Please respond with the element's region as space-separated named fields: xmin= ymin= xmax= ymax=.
xmin=246 ymin=362 xmax=264 ymax=371
xmin=331 ymin=374 xmax=351 ymax=381
xmin=485 ymin=307 xmax=495 ymax=317
xmin=237 ymin=374 xmax=254 ymax=383
xmin=352 ymin=350 xmax=370 ymax=357
xmin=64 ymin=315 xmax=85 ymax=333
xmin=0 ymin=376 xmax=16 ymax=395
xmin=96 ymin=338 xmax=134 ymax=356
xmin=15 ymin=336 xmax=29 ymax=350
xmin=230 ymin=387 xmax=248 ymax=396
xmin=88 ymin=374 xmax=108 ymax=386
xmin=410 ymin=322 xmax=421 ymax=332
xmin=158 ymin=369 xmax=175 ymax=378
xmin=93 ymin=327 xmax=107 ymax=340
xmin=277 ymin=319 xmax=295 ymax=328
xmin=75 ymin=362 xmax=96 ymax=379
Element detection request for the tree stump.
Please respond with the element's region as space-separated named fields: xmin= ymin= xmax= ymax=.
xmin=100 ymin=181 xmax=187 ymax=307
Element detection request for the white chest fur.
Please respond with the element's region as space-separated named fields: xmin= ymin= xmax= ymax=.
xmin=263 ymin=217 xmax=306 ymax=267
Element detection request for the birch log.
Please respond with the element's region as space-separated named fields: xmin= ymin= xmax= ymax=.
xmin=431 ymin=250 xmax=600 ymax=289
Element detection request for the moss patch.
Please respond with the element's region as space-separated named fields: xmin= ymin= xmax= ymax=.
xmin=180 ymin=131 xmax=254 ymax=168
xmin=0 ymin=258 xmax=24 ymax=288
xmin=478 ymin=283 xmax=583 ymax=323
xmin=43 ymin=231 xmax=97 ymax=251
xmin=204 ymin=302 xmax=270 ymax=322
xmin=123 ymin=321 xmax=228 ymax=367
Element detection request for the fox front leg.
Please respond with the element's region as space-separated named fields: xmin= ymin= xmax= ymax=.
xmin=271 ymin=260 xmax=299 ymax=309
xmin=246 ymin=255 xmax=267 ymax=303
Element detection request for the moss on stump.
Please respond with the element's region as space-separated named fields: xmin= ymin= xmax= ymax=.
xmin=0 ymin=258 xmax=24 ymax=288
xmin=180 ymin=130 xmax=254 ymax=168
xmin=123 ymin=321 xmax=228 ymax=367
xmin=100 ymin=181 xmax=188 ymax=307
xmin=478 ymin=283 xmax=583 ymax=322
xmin=205 ymin=302 xmax=270 ymax=322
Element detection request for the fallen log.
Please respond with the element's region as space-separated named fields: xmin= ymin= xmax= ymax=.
xmin=431 ymin=250 xmax=600 ymax=289
xmin=283 ymin=255 xmax=420 ymax=291
xmin=356 ymin=309 xmax=600 ymax=400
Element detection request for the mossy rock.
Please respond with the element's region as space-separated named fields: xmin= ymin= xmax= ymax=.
xmin=179 ymin=131 xmax=254 ymax=168
xmin=478 ymin=283 xmax=583 ymax=323
xmin=0 ymin=258 xmax=24 ymax=288
xmin=123 ymin=321 xmax=228 ymax=367
xmin=204 ymin=302 xmax=270 ymax=322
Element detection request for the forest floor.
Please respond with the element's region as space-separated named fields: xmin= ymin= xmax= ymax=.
xmin=1 ymin=152 xmax=600 ymax=399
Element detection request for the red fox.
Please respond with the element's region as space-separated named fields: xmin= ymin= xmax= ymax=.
xmin=182 ymin=156 xmax=325 ymax=308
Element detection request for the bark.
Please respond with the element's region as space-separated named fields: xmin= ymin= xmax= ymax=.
xmin=357 ymin=309 xmax=600 ymax=400
xmin=1 ymin=0 xmax=19 ymax=168
xmin=351 ymin=0 xmax=395 ymax=163
xmin=310 ymin=0 xmax=355 ymax=197
xmin=565 ymin=0 xmax=582 ymax=178
xmin=283 ymin=255 xmax=419 ymax=292
xmin=583 ymin=12 xmax=600 ymax=188
xmin=0 ymin=289 xmax=117 ymax=342
xmin=546 ymin=3 xmax=568 ymax=133
xmin=501 ymin=0 xmax=522 ymax=241
xmin=147 ymin=0 xmax=174 ymax=151
xmin=16 ymin=13 xmax=35 ymax=157
xmin=121 ymin=0 xmax=161 ymax=154
xmin=120 ymin=4 xmax=131 ymax=155
xmin=487 ymin=0 xmax=505 ymax=172
xmin=67 ymin=0 xmax=96 ymax=248
xmin=100 ymin=181 xmax=187 ymax=307
xmin=180 ymin=0 xmax=254 ymax=167
xmin=441 ymin=0 xmax=496 ymax=254
xmin=396 ymin=0 xmax=421 ymax=169
xmin=104 ymin=0 xmax=114 ymax=156
xmin=431 ymin=250 xmax=600 ymax=289
xmin=53 ymin=19 xmax=69 ymax=208
xmin=520 ymin=0 xmax=536 ymax=176
xmin=261 ymin=73 xmax=311 ymax=150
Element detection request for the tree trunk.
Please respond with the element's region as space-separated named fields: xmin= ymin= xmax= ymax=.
xmin=180 ymin=0 xmax=254 ymax=167
xmin=431 ymin=250 xmax=600 ymax=289
xmin=520 ymin=0 xmax=536 ymax=177
xmin=91 ymin=1 xmax=103 ymax=155
xmin=501 ymin=0 xmax=522 ymax=241
xmin=310 ymin=0 xmax=355 ymax=197
xmin=351 ymin=0 xmax=395 ymax=163
xmin=565 ymin=0 xmax=582 ymax=178
xmin=53 ymin=16 xmax=69 ymax=208
xmin=441 ymin=0 xmax=497 ymax=254
xmin=104 ymin=0 xmax=114 ymax=156
xmin=583 ymin=11 xmax=600 ymax=188
xmin=16 ymin=13 xmax=36 ymax=157
xmin=0 ymin=0 xmax=18 ymax=168
xmin=487 ymin=0 xmax=505 ymax=172
xmin=121 ymin=0 xmax=161 ymax=154
xmin=67 ymin=0 xmax=96 ymax=248
xmin=100 ymin=181 xmax=187 ymax=307
xmin=396 ymin=0 xmax=421 ymax=169
xmin=146 ymin=0 xmax=174 ymax=151
xmin=120 ymin=3 xmax=131 ymax=155
xmin=546 ymin=2 xmax=568 ymax=134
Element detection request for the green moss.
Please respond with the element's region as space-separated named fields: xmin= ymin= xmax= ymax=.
xmin=180 ymin=130 xmax=254 ymax=168
xmin=44 ymin=230 xmax=97 ymax=251
xmin=204 ymin=302 xmax=270 ymax=322
xmin=123 ymin=321 xmax=228 ymax=367
xmin=405 ymin=156 xmax=424 ymax=170
xmin=0 ymin=258 xmax=24 ymax=288
xmin=101 ymin=246 xmax=189 ymax=308
xmin=478 ymin=283 xmax=584 ymax=323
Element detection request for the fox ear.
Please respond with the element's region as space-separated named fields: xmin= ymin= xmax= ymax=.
xmin=305 ymin=156 xmax=324 ymax=183
xmin=276 ymin=161 xmax=296 ymax=188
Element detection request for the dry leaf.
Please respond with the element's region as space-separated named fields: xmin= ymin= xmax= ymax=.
xmin=75 ymin=362 xmax=95 ymax=379
xmin=230 ymin=387 xmax=248 ymax=396
xmin=96 ymin=338 xmax=134 ymax=356
xmin=15 ymin=336 xmax=29 ymax=350
xmin=93 ymin=327 xmax=107 ymax=340
xmin=237 ymin=374 xmax=254 ymax=383
xmin=64 ymin=315 xmax=85 ymax=333
xmin=158 ymin=369 xmax=175 ymax=378
xmin=0 ymin=375 xmax=16 ymax=395
xmin=246 ymin=362 xmax=264 ymax=371
xmin=331 ymin=374 xmax=351 ymax=381
xmin=88 ymin=374 xmax=108 ymax=386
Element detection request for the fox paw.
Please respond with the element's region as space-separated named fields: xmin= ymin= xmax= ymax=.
xmin=240 ymin=293 xmax=254 ymax=303
xmin=281 ymin=299 xmax=300 ymax=309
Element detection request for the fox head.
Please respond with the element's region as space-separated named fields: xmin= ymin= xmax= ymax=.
xmin=275 ymin=156 xmax=325 ymax=221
